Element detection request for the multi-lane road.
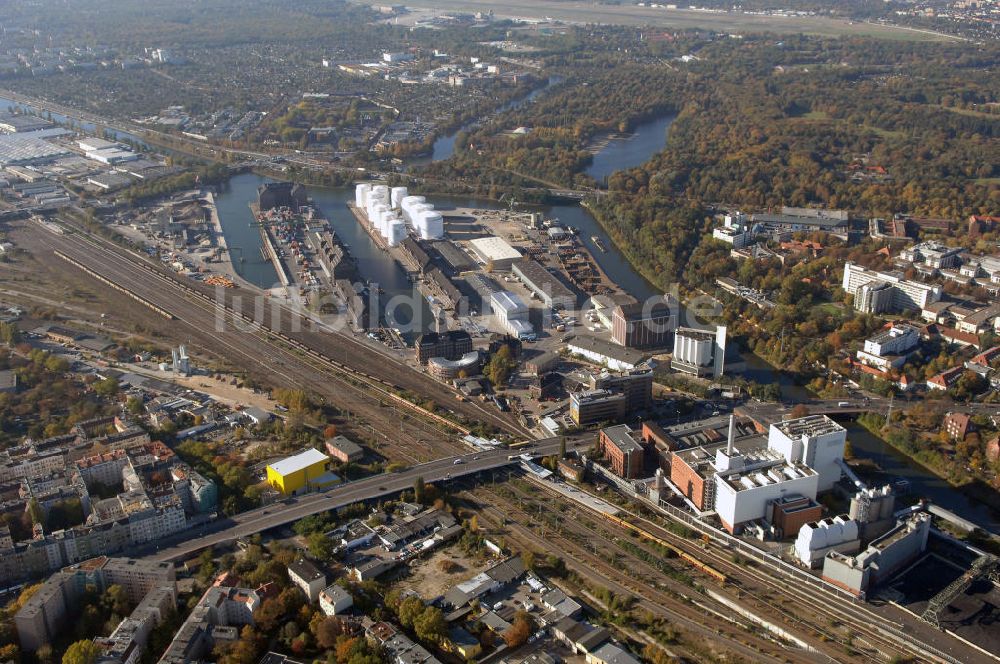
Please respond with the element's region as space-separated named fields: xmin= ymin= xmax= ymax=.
xmin=141 ymin=436 xmax=584 ymax=562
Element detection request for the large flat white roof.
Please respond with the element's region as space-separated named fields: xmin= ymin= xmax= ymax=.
xmin=268 ymin=448 xmax=329 ymax=476
xmin=469 ymin=236 xmax=522 ymax=261
xmin=490 ymin=290 xmax=526 ymax=313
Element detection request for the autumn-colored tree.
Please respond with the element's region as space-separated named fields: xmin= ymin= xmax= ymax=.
xmin=789 ymin=404 xmax=811 ymax=419
xmin=503 ymin=612 xmax=534 ymax=648
xmin=323 ymin=424 xmax=338 ymax=439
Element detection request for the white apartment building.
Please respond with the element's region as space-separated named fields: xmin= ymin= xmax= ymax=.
xmin=319 ymin=584 xmax=353 ymax=616
xmin=856 ymin=324 xmax=919 ymax=370
xmin=842 ymin=262 xmax=942 ymax=314
xmin=288 ymin=558 xmax=327 ymax=603
xmin=899 ymin=241 xmax=963 ymax=269
xmin=712 ymin=226 xmax=753 ymax=249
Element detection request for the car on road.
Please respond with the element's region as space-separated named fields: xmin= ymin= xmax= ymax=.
xmin=453 ymin=459 xmax=464 ymax=465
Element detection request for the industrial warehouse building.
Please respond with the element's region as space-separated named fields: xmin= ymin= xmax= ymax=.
xmin=415 ymin=330 xmax=473 ymax=364
xmin=511 ymin=259 xmax=575 ymax=310
xmin=266 ymin=449 xmax=340 ymax=495
xmin=468 ymin=236 xmax=522 ymax=271
xmin=565 ymin=334 xmax=650 ymax=371
xmin=598 ymin=425 xmax=647 ymax=479
xmin=491 ymin=290 xmax=534 ymax=339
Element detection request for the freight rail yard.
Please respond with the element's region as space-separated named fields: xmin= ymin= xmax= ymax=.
xmin=14 ymin=216 xmax=527 ymax=455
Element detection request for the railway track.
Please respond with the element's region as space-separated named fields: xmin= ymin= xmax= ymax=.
xmin=616 ymin=510 xmax=955 ymax=662
xmin=36 ymin=227 xmax=467 ymax=459
xmin=529 ymin=475 xmax=968 ymax=663
xmin=35 ymin=221 xmax=529 ymax=445
xmin=473 ymin=482 xmax=822 ymax=663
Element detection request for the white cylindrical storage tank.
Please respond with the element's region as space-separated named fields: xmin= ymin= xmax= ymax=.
xmin=372 ymin=184 xmax=389 ymax=201
xmin=408 ymin=203 xmax=433 ymax=226
xmin=355 ymin=183 xmax=371 ymax=208
xmin=390 ymin=186 xmax=408 ymax=209
xmin=388 ymin=219 xmax=407 ymax=247
xmin=373 ymin=204 xmax=389 ymax=229
xmin=400 ymin=196 xmax=426 ymax=223
xmin=420 ymin=211 xmax=443 ymax=240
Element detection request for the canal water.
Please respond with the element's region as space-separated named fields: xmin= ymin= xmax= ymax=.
xmin=585 ymin=114 xmax=676 ymax=185
xmin=213 ymin=172 xmax=435 ymax=333
xmin=846 ymin=423 xmax=1000 ymax=532
xmin=420 ymin=77 xmax=561 ymax=164
xmin=0 ymin=95 xmax=152 ymax=149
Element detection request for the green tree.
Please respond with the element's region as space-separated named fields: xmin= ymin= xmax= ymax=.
xmin=93 ymin=377 xmax=119 ymax=398
xmin=0 ymin=322 xmax=20 ymax=347
xmin=103 ymin=584 xmax=131 ymax=616
xmin=307 ymin=532 xmax=333 ymax=561
xmin=397 ymin=596 xmax=424 ymax=630
xmin=413 ymin=606 xmax=446 ymax=644
xmin=62 ymin=640 xmax=101 ymax=664
xmin=413 ymin=476 xmax=425 ymax=504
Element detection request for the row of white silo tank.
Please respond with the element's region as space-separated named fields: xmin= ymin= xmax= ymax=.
xmin=356 ymin=183 xmax=444 ymax=242
xmin=400 ymin=194 xmax=443 ymax=240
xmin=355 ymin=184 xmax=406 ymax=247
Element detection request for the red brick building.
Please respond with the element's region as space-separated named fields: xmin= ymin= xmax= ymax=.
xmin=770 ymin=495 xmax=823 ymax=539
xmin=668 ymin=446 xmax=715 ymax=510
xmin=943 ymin=412 xmax=974 ymax=441
xmin=598 ymin=425 xmax=646 ymax=479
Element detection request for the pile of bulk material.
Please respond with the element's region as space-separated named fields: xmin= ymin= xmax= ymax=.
xmin=355 ymin=183 xmax=444 ymax=244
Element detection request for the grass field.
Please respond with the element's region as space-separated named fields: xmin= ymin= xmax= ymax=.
xmin=355 ymin=0 xmax=960 ymax=41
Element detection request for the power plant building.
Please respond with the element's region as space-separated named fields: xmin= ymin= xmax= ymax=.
xmin=665 ymin=417 xmax=823 ymax=535
xmin=767 ymin=415 xmax=846 ymax=492
xmin=794 ymin=515 xmax=862 ymax=568
xmin=821 ymin=512 xmax=931 ymax=597
xmin=712 ymin=448 xmax=820 ymax=535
